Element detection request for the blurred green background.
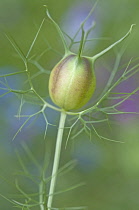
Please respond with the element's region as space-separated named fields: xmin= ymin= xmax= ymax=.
xmin=0 ymin=0 xmax=139 ymax=209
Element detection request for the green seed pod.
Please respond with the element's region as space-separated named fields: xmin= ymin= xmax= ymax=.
xmin=47 ymin=8 xmax=134 ymax=111
xmin=49 ymin=54 xmax=96 ymax=111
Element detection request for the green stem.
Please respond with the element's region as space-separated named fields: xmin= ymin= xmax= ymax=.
xmin=39 ymin=179 xmax=45 ymax=210
xmin=0 ymin=70 xmax=26 ymax=78
xmin=92 ymin=24 xmax=135 ymax=61
xmin=78 ymin=27 xmax=85 ymax=58
xmin=39 ymin=130 xmax=50 ymax=210
xmin=46 ymin=8 xmax=70 ymax=55
xmin=26 ymin=18 xmax=45 ymax=59
xmin=47 ymin=111 xmax=67 ymax=210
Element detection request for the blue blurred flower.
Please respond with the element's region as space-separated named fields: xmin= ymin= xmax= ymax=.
xmin=113 ymin=76 xmax=139 ymax=122
xmin=61 ymin=1 xmax=102 ymax=53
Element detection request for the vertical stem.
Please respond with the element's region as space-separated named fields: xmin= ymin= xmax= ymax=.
xmin=47 ymin=111 xmax=67 ymax=210
xmin=78 ymin=27 xmax=85 ymax=58
xmin=39 ymin=179 xmax=45 ymax=210
xmin=39 ymin=126 xmax=50 ymax=210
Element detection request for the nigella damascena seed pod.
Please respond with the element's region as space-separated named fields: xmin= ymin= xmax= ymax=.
xmin=49 ymin=54 xmax=96 ymax=110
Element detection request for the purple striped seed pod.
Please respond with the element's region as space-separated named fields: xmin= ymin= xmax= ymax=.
xmin=49 ymin=54 xmax=96 ymax=111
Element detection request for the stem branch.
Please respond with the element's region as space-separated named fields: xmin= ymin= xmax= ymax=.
xmin=92 ymin=24 xmax=135 ymax=61
xmin=47 ymin=111 xmax=67 ymax=209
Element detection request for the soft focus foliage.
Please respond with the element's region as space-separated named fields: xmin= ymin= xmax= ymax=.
xmin=0 ymin=0 xmax=139 ymax=209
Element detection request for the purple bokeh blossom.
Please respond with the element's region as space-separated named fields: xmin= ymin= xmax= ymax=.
xmin=113 ymin=76 xmax=139 ymax=122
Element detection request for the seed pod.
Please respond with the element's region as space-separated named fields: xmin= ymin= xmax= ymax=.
xmin=49 ymin=54 xmax=96 ymax=110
